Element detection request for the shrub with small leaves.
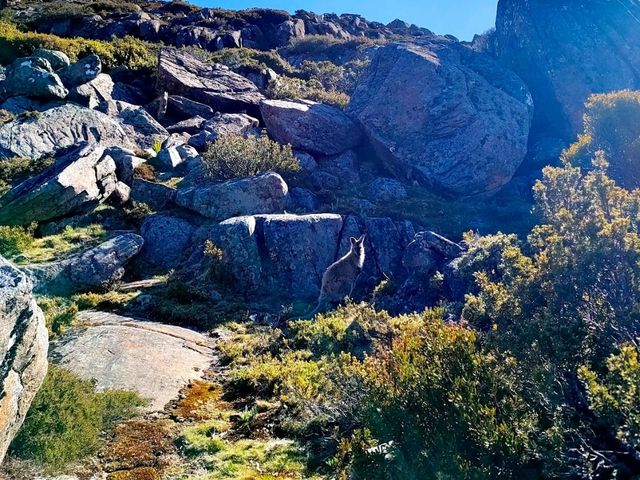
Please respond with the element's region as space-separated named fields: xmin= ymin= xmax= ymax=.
xmin=199 ymin=134 xmax=299 ymax=182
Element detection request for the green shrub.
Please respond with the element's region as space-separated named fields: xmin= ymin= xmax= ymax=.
xmin=267 ymin=75 xmax=350 ymax=108
xmin=340 ymin=317 xmax=562 ymax=480
xmin=0 ymin=20 xmax=156 ymax=71
xmin=37 ymin=296 xmax=78 ymax=337
xmin=0 ymin=222 xmax=36 ymax=258
xmin=563 ymin=90 xmax=640 ymax=188
xmin=199 ymin=134 xmax=299 ymax=182
xmin=10 ymin=365 xmax=146 ymax=471
xmin=186 ymin=46 xmax=296 ymax=76
xmin=0 ymin=156 xmax=54 ymax=194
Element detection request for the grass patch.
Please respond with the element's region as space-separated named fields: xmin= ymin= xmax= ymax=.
xmin=37 ymin=296 xmax=78 ymax=337
xmin=200 ymin=439 xmax=314 ymax=479
xmin=0 ymin=222 xmax=36 ymax=258
xmin=10 ymin=365 xmax=146 ymax=472
xmin=0 ymin=156 xmax=54 ymax=195
xmin=9 ymin=224 xmax=107 ymax=264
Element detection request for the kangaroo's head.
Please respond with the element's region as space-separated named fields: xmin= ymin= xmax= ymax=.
xmin=349 ymin=235 xmax=366 ymax=266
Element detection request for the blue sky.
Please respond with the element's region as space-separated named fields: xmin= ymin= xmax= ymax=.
xmin=197 ymin=1 xmax=499 ymax=40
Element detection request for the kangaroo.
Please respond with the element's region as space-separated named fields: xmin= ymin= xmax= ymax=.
xmin=309 ymin=235 xmax=366 ymax=317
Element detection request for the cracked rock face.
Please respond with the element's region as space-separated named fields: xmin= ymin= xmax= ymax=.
xmin=347 ymin=39 xmax=532 ymax=197
xmin=0 ymin=256 xmax=48 ymax=464
xmin=0 ymin=103 xmax=132 ymax=160
xmin=0 ymin=143 xmax=120 ymax=225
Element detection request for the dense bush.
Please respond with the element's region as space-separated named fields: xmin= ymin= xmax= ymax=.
xmin=0 ymin=156 xmax=54 ymax=194
xmin=199 ymin=133 xmax=299 ymax=182
xmin=563 ymin=90 xmax=640 ymax=188
xmin=0 ymin=20 xmax=156 ymax=70
xmin=341 ymin=316 xmax=562 ymax=480
xmin=186 ymin=46 xmax=296 ymax=76
xmin=10 ymin=365 xmax=145 ymax=471
xmin=267 ymin=75 xmax=350 ymax=108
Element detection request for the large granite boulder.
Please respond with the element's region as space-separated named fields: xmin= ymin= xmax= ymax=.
xmin=260 ymin=99 xmax=362 ymax=156
xmin=50 ymin=311 xmax=216 ymax=412
xmin=0 ymin=103 xmax=132 ymax=160
xmin=175 ymin=172 xmax=289 ymax=220
xmin=24 ymin=233 xmax=144 ymax=295
xmin=156 ymin=49 xmax=264 ymax=114
xmin=0 ymin=56 xmax=68 ymax=101
xmin=347 ymin=39 xmax=532 ymax=197
xmin=188 ymin=113 xmax=259 ymax=150
xmin=0 ymin=256 xmax=48 ymax=464
xmin=0 ymin=144 xmax=118 ymax=225
xmin=494 ymin=0 xmax=640 ymax=139
xmin=58 ymin=54 xmax=101 ymax=88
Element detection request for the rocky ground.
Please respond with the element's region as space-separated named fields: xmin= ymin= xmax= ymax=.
xmin=1 ymin=0 xmax=640 ymax=478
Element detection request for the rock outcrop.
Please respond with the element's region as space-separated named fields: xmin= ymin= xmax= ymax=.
xmin=0 ymin=144 xmax=119 ymax=225
xmin=0 ymin=56 xmax=68 ymax=100
xmin=347 ymin=38 xmax=532 ymax=197
xmin=50 ymin=311 xmax=216 ymax=412
xmin=0 ymin=103 xmax=132 ymax=160
xmin=493 ymin=0 xmax=640 ymax=139
xmin=175 ymin=172 xmax=289 ymax=221
xmin=261 ymin=99 xmax=362 ymax=156
xmin=0 ymin=256 xmax=48 ymax=464
xmin=24 ymin=233 xmax=144 ymax=295
xmin=156 ymin=49 xmax=264 ymax=115
xmin=140 ymin=215 xmax=196 ymax=270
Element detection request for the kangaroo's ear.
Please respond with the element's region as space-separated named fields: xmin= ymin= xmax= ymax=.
xmin=358 ymin=235 xmax=366 ymax=243
xmin=350 ymin=237 xmax=357 ymax=246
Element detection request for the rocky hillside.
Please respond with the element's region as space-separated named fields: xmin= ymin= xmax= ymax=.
xmin=1 ymin=0 xmax=640 ymax=478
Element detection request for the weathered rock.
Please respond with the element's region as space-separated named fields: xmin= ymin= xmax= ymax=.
xmin=317 ymin=150 xmax=360 ymax=184
xmin=0 ymin=56 xmax=68 ymax=100
xmin=156 ymin=49 xmax=264 ymax=114
xmin=140 ymin=215 xmax=195 ymax=270
xmin=494 ymin=0 xmax=640 ymax=138
xmin=185 ymin=216 xmax=262 ymax=292
xmin=175 ymin=172 xmax=288 ymax=220
xmin=68 ymin=73 xmax=115 ymax=110
xmin=258 ymin=213 xmax=344 ymax=300
xmin=107 ymin=147 xmax=147 ymax=185
xmin=24 ymin=233 xmax=144 ymax=295
xmin=155 ymin=146 xmax=184 ymax=170
xmin=260 ymin=99 xmax=362 ymax=156
xmin=364 ymin=217 xmax=415 ymax=279
xmin=58 ymin=54 xmax=102 ymax=88
xmin=50 ymin=311 xmax=215 ymax=411
xmin=0 ymin=144 xmax=118 ymax=225
xmin=32 ymin=48 xmax=71 ymax=71
xmin=116 ymin=101 xmax=168 ymax=149
xmin=131 ymin=179 xmax=176 ymax=210
xmin=188 ymin=113 xmax=260 ymax=150
xmin=347 ymin=39 xmax=532 ymax=197
xmin=167 ymin=115 xmax=206 ymax=134
xmin=111 ymin=180 xmax=131 ymax=204
xmin=0 ymin=257 xmax=48 ymax=464
xmin=167 ymin=95 xmax=214 ymax=120
xmin=0 ymin=103 xmax=132 ymax=160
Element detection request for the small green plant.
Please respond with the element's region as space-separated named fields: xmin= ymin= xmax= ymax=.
xmin=37 ymin=296 xmax=78 ymax=337
xmin=0 ymin=222 xmax=36 ymax=258
xmin=267 ymin=75 xmax=350 ymax=108
xmin=10 ymin=365 xmax=146 ymax=472
xmin=199 ymin=134 xmax=299 ymax=182
xmin=152 ymin=138 xmax=163 ymax=155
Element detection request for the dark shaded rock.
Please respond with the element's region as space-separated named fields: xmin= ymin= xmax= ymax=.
xmin=347 ymin=39 xmax=532 ymax=197
xmin=494 ymin=0 xmax=640 ymax=139
xmin=260 ymin=99 xmax=362 ymax=156
xmin=402 ymin=231 xmax=464 ymax=277
xmin=58 ymin=54 xmax=102 ymax=88
xmin=140 ymin=215 xmax=195 ymax=269
xmin=367 ymin=177 xmax=407 ymax=202
xmin=0 ymin=256 xmax=48 ymax=464
xmin=24 ymin=233 xmax=144 ymax=295
xmin=0 ymin=144 xmax=118 ymax=225
xmin=68 ymin=73 xmax=115 ymax=110
xmin=167 ymin=95 xmax=214 ymax=120
xmin=131 ymin=179 xmax=176 ymax=210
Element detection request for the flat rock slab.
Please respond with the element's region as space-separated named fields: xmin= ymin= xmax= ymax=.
xmin=50 ymin=311 xmax=217 ymax=412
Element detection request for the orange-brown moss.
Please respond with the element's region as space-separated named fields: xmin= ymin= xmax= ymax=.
xmin=107 ymin=467 xmax=160 ymax=480
xmin=171 ymin=380 xmax=229 ymax=422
